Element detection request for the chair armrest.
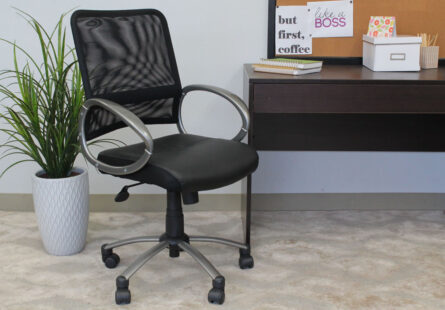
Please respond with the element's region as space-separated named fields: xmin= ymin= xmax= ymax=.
xmin=177 ymin=84 xmax=249 ymax=142
xmin=79 ymin=98 xmax=154 ymax=175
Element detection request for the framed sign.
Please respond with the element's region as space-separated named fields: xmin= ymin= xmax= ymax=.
xmin=307 ymin=0 xmax=353 ymax=38
xmin=275 ymin=6 xmax=312 ymax=55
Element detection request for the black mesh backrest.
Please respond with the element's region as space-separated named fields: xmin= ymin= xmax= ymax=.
xmin=71 ymin=9 xmax=182 ymax=140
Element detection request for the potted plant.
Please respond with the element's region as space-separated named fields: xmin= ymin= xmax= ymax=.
xmin=0 ymin=11 xmax=88 ymax=255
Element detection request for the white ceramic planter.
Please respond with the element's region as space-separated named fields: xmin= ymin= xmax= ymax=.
xmin=32 ymin=167 xmax=89 ymax=256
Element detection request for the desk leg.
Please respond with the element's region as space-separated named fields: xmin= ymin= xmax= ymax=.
xmin=241 ymin=174 xmax=252 ymax=247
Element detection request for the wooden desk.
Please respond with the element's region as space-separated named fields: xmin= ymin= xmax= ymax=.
xmin=241 ymin=64 xmax=445 ymax=246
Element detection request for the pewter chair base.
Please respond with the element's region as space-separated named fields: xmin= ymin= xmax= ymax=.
xmin=101 ymin=234 xmax=253 ymax=305
xmin=100 ymin=192 xmax=253 ymax=306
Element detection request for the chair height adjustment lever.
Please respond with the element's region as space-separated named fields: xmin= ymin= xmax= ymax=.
xmin=115 ymin=183 xmax=144 ymax=202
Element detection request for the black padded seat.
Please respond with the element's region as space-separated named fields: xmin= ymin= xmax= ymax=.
xmin=98 ymin=134 xmax=258 ymax=192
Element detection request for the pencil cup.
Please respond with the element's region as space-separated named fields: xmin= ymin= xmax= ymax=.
xmin=420 ymin=46 xmax=439 ymax=69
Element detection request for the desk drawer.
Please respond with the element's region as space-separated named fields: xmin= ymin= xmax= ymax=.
xmin=253 ymin=83 xmax=445 ymax=113
xmin=252 ymin=113 xmax=445 ymax=151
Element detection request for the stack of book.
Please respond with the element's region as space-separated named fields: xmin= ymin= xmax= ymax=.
xmin=253 ymin=58 xmax=323 ymax=76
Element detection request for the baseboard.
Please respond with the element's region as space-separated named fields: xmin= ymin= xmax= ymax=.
xmin=0 ymin=194 xmax=241 ymax=212
xmin=1 ymin=193 xmax=445 ymax=212
xmin=252 ymin=193 xmax=445 ymax=211
xmin=89 ymin=194 xmax=242 ymax=212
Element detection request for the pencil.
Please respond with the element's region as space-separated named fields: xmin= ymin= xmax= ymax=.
xmin=433 ymin=33 xmax=439 ymax=46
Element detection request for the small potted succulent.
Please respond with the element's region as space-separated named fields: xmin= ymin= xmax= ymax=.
xmin=0 ymin=11 xmax=88 ymax=255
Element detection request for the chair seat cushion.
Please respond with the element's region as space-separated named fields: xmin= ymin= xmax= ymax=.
xmin=98 ymin=134 xmax=259 ymax=192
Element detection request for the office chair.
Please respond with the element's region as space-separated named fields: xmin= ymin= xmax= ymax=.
xmin=71 ymin=9 xmax=258 ymax=305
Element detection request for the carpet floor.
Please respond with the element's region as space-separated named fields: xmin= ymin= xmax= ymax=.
xmin=0 ymin=210 xmax=444 ymax=310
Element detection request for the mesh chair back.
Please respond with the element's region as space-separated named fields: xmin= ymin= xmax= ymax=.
xmin=71 ymin=9 xmax=182 ymax=140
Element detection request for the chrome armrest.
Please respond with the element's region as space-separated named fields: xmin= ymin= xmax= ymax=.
xmin=79 ymin=98 xmax=154 ymax=176
xmin=177 ymin=84 xmax=249 ymax=142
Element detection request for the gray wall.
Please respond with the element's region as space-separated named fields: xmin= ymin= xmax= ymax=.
xmin=0 ymin=0 xmax=444 ymax=195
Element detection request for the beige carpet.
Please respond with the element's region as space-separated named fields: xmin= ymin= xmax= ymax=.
xmin=0 ymin=210 xmax=444 ymax=310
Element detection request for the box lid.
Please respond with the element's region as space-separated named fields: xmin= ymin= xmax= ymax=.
xmin=363 ymin=35 xmax=422 ymax=45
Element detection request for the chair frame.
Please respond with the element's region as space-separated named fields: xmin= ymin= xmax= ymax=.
xmin=73 ymin=9 xmax=254 ymax=306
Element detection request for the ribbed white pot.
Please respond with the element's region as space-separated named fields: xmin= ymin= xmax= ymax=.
xmin=32 ymin=167 xmax=89 ymax=256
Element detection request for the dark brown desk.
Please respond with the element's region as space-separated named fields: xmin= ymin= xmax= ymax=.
xmin=241 ymin=64 xmax=445 ymax=246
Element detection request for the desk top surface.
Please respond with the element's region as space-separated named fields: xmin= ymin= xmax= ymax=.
xmin=244 ymin=64 xmax=445 ymax=84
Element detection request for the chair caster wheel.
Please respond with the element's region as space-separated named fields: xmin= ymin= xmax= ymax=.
xmin=115 ymin=276 xmax=131 ymax=305
xmin=101 ymin=244 xmax=120 ymax=268
xmin=239 ymin=249 xmax=254 ymax=269
xmin=105 ymin=253 xmax=120 ymax=269
xmin=208 ymin=275 xmax=225 ymax=305
xmin=115 ymin=288 xmax=131 ymax=305
xmin=208 ymin=288 xmax=225 ymax=305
